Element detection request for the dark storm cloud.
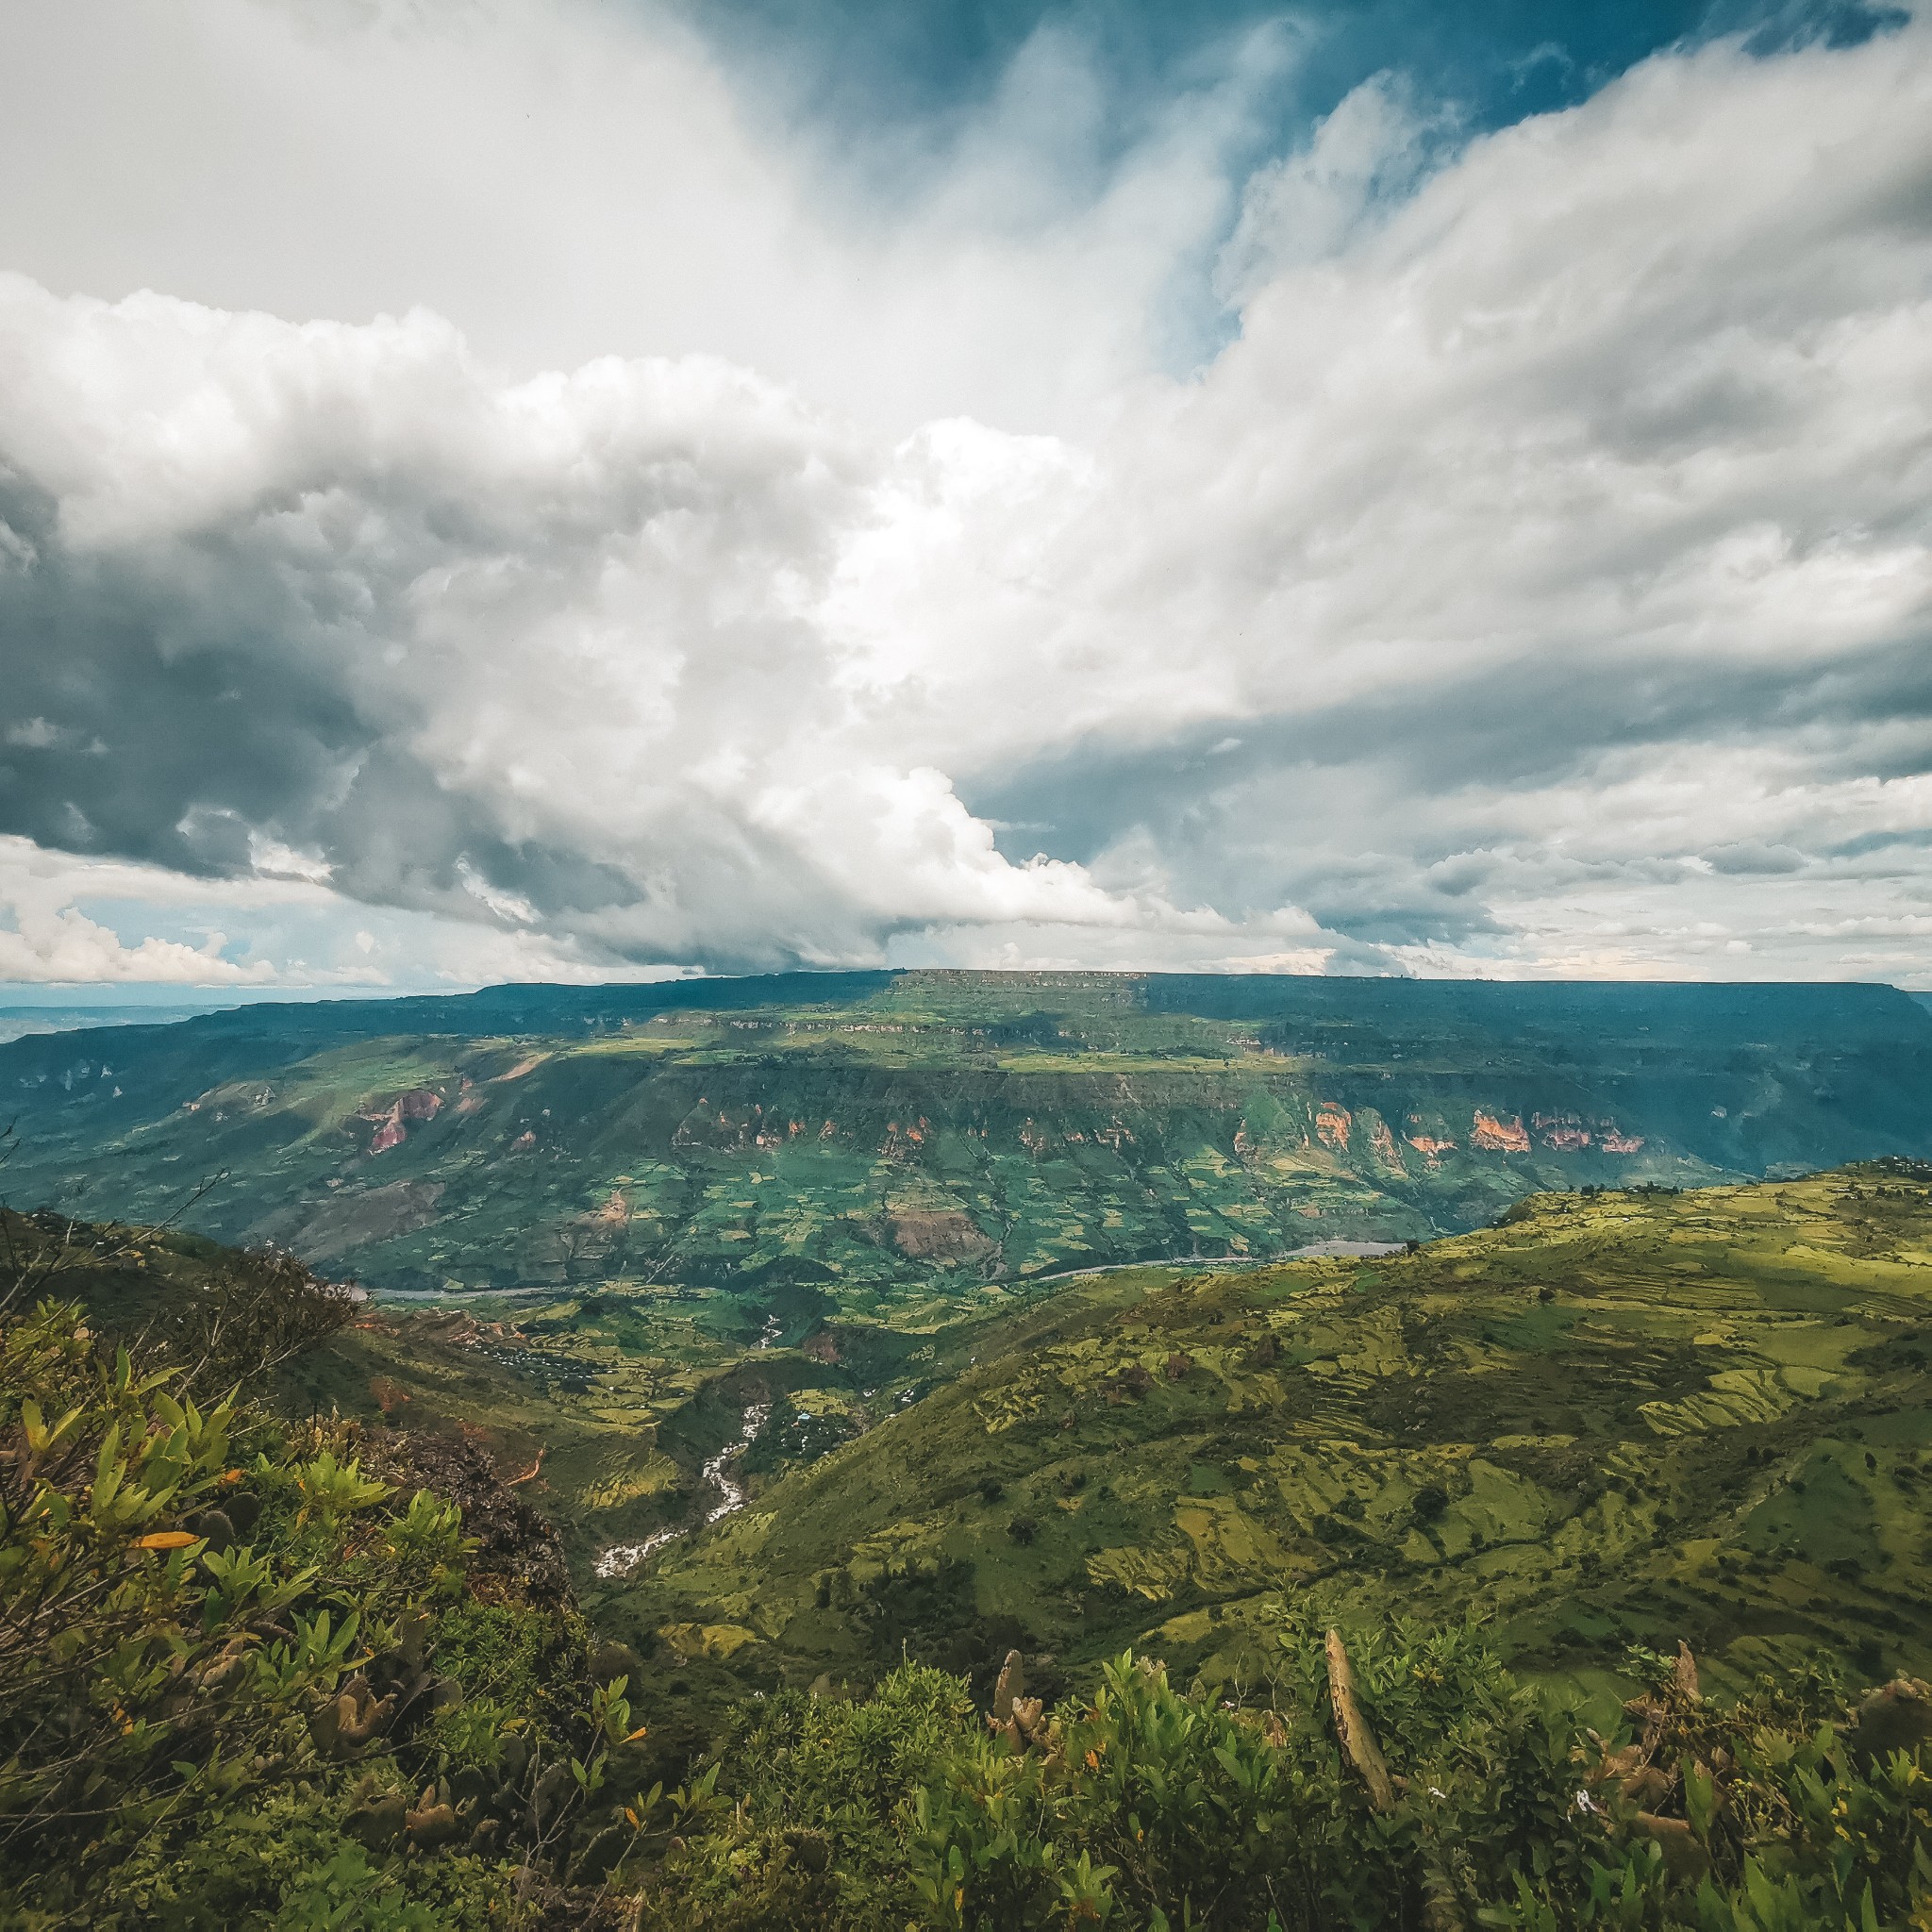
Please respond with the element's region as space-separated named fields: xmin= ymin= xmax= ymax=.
xmin=0 ymin=467 xmax=371 ymax=872
xmin=0 ymin=291 xmax=896 ymax=964
xmin=966 ymin=633 xmax=1932 ymax=881
xmin=0 ymin=457 xmax=662 ymax=924
xmin=957 ymin=622 xmax=1932 ymax=955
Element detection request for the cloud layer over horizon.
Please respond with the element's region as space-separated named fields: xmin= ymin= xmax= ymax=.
xmin=1 ymin=1 xmax=1928 ymax=989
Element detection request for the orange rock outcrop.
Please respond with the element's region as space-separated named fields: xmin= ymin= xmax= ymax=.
xmin=1470 ymin=1110 xmax=1531 ymax=1153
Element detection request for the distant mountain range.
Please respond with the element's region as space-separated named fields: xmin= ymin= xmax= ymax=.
xmin=2 ymin=972 xmax=1928 ymax=1307
xmin=0 ymin=1003 xmax=245 ymax=1046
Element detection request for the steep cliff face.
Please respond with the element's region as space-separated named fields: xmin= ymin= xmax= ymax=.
xmin=2 ymin=973 xmax=1927 ymax=1300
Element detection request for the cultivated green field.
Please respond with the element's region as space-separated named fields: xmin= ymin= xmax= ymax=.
xmin=594 ymin=1163 xmax=1932 ymax=1734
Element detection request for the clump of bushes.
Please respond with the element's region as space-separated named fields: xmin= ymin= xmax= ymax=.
xmin=621 ymin=1623 xmax=1931 ymax=1931
xmin=0 ymin=1295 xmax=635 ymax=1927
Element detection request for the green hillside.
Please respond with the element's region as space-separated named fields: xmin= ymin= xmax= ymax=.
xmin=6 ymin=1154 xmax=1931 ymax=1926
xmin=598 ymin=1163 xmax=1932 ymax=1733
xmin=2 ymin=973 xmax=1927 ymax=1320
xmin=0 ymin=1219 xmax=643 ymax=1929
xmin=26 ymin=1155 xmax=1931 ymax=1726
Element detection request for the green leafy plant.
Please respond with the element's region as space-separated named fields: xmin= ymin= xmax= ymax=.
xmin=289 ymin=1449 xmax=392 ymax=1525
xmin=624 ymin=1626 xmax=1930 ymax=1932
xmin=0 ymin=1295 xmax=609 ymax=1927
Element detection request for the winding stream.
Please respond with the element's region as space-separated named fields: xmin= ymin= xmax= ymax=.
xmin=594 ymin=1401 xmax=770 ymax=1580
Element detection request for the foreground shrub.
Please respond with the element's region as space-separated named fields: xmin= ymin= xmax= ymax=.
xmin=628 ymin=1664 xmax=973 ymax=1930
xmin=629 ymin=1626 xmax=1930 ymax=1931
xmin=0 ymin=1298 xmax=623 ymax=1928
xmin=904 ymin=1626 xmax=1590 ymax=1931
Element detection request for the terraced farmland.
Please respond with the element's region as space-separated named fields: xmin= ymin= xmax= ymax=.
xmin=596 ymin=1164 xmax=1932 ymax=1731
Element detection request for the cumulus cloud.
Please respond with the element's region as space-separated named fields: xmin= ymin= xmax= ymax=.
xmin=0 ymin=11 xmax=1929 ymax=985
xmin=0 ymin=0 xmax=1278 ymax=439
xmin=0 ymin=279 xmax=1220 ymax=974
xmin=0 ymin=835 xmax=636 ymax=988
xmin=0 ymin=908 xmax=271 ymax=988
xmin=959 ymin=22 xmax=1932 ymax=977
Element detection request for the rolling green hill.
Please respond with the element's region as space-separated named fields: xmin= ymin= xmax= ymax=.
xmin=31 ymin=1152 xmax=1931 ymax=1725
xmin=2 ymin=973 xmax=1928 ymax=1324
xmin=8 ymin=969 xmax=1931 ymax=1724
xmin=595 ymin=1162 xmax=1932 ymax=1736
xmin=8 ymin=1126 xmax=1932 ymax=1926
xmin=7 ymin=1190 xmax=1929 ymax=1928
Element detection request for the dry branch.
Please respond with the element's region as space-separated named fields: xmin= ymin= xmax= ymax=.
xmin=1324 ymin=1627 xmax=1395 ymax=1813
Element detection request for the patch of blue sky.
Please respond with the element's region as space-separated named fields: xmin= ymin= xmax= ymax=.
xmin=673 ymin=0 xmax=1907 ymax=170
xmin=665 ymin=0 xmax=1907 ymax=373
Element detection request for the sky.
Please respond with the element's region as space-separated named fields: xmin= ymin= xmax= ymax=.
xmin=0 ymin=0 xmax=1927 ymax=993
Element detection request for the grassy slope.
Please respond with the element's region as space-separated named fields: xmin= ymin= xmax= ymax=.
xmin=600 ymin=1164 xmax=1932 ymax=1731
xmin=25 ymin=1157 xmax=1932 ymax=1786
xmin=10 ymin=1125 xmax=1932 ymax=1929
xmin=278 ymin=1289 xmax=958 ymax=1573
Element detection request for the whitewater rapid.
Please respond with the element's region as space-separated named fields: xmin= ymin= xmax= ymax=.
xmin=594 ymin=1401 xmax=770 ymax=1579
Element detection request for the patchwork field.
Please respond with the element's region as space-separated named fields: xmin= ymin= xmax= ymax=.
xmin=591 ymin=1162 xmax=1932 ymax=1734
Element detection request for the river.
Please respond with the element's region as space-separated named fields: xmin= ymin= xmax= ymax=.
xmin=593 ymin=1400 xmax=770 ymax=1580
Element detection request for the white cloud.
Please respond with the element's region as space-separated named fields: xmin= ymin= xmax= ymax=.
xmin=0 ymin=837 xmax=625 ymax=988
xmin=1214 ymin=71 xmax=1447 ymax=305
xmin=0 ymin=13 xmax=1928 ymax=986
xmin=0 ymin=908 xmax=275 ymax=987
xmin=0 ymin=0 xmax=1274 ymax=438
